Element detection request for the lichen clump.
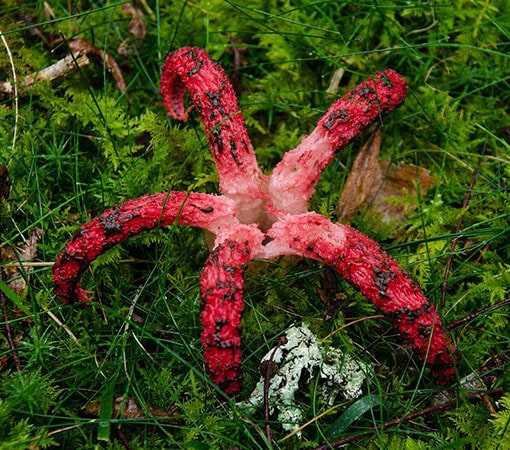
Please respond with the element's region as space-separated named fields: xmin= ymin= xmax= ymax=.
xmin=238 ymin=324 xmax=369 ymax=435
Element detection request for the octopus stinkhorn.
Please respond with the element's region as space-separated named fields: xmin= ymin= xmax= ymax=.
xmin=53 ymin=46 xmax=457 ymax=395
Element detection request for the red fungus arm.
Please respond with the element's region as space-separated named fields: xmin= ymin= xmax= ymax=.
xmin=269 ymin=70 xmax=408 ymax=214
xmin=263 ymin=213 xmax=457 ymax=383
xmin=53 ymin=192 xmax=237 ymax=304
xmin=160 ymin=47 xmax=267 ymax=222
xmin=200 ymin=226 xmax=263 ymax=395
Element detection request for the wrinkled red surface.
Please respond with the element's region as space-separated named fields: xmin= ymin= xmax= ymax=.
xmin=53 ymin=192 xmax=236 ymax=304
xmin=200 ymin=237 xmax=252 ymax=395
xmin=53 ymin=46 xmax=457 ymax=394
xmin=160 ymin=47 xmax=267 ymax=225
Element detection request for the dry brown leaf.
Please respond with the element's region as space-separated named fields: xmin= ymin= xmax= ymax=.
xmin=0 ymin=228 xmax=42 ymax=295
xmin=83 ymin=395 xmax=181 ymax=421
xmin=68 ymin=38 xmax=127 ymax=94
xmin=336 ymin=129 xmax=383 ymax=223
xmin=336 ymin=128 xmax=434 ymax=235
xmin=118 ymin=3 xmax=146 ymax=56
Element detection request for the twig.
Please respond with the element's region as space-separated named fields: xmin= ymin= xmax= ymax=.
xmin=326 ymin=68 xmax=346 ymax=95
xmin=0 ymin=258 xmax=153 ymax=269
xmin=0 ymin=51 xmax=90 ymax=96
xmin=441 ymin=156 xmax=483 ymax=308
xmin=447 ymin=297 xmax=510 ymax=331
xmin=113 ymin=424 xmax=133 ymax=450
xmin=44 ymin=307 xmax=80 ymax=345
xmin=407 ymin=20 xmax=438 ymax=35
xmin=322 ymin=314 xmax=384 ymax=342
xmin=260 ymin=339 xmax=285 ymax=449
xmin=13 ymin=9 xmax=127 ymax=94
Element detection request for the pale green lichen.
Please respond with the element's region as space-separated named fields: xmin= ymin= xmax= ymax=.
xmin=238 ymin=324 xmax=369 ymax=436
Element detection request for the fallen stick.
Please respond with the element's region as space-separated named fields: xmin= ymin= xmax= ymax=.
xmin=0 ymin=51 xmax=90 ymax=96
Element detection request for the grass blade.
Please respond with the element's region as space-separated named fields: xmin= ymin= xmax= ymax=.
xmin=325 ymin=394 xmax=382 ymax=438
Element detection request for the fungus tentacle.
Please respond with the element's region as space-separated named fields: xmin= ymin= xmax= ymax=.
xmin=200 ymin=227 xmax=263 ymax=395
xmin=268 ymin=70 xmax=408 ymax=214
xmin=264 ymin=213 xmax=456 ymax=382
xmin=160 ymin=47 xmax=267 ymax=216
xmin=53 ymin=192 xmax=238 ymax=304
